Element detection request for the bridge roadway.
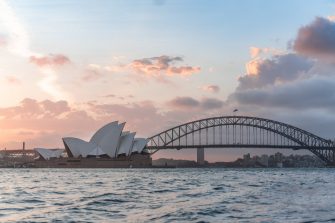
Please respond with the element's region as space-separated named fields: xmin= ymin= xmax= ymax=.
xmin=146 ymin=116 xmax=335 ymax=166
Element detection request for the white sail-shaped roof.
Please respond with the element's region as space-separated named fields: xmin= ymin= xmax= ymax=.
xmin=117 ymin=132 xmax=136 ymax=156
xmin=62 ymin=121 xmax=148 ymax=159
xmin=121 ymin=131 xmax=130 ymax=136
xmin=35 ymin=148 xmax=64 ymax=160
xmin=88 ymin=146 xmax=106 ymax=156
xmin=131 ymin=138 xmax=148 ymax=154
xmin=63 ymin=137 xmax=96 ymax=158
xmin=89 ymin=121 xmax=118 ymax=145
xmin=95 ymin=122 xmax=125 ymax=158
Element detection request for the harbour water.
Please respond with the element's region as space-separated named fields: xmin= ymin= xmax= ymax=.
xmin=1 ymin=168 xmax=335 ymax=222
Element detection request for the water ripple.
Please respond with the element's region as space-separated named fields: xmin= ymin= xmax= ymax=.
xmin=0 ymin=168 xmax=334 ymax=222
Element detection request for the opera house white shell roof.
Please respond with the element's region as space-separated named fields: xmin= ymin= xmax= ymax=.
xmin=35 ymin=148 xmax=64 ymax=160
xmin=62 ymin=121 xmax=148 ymax=158
xmin=117 ymin=132 xmax=136 ymax=156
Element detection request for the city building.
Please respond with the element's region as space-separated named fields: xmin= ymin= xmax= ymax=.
xmin=238 ymin=152 xmax=324 ymax=168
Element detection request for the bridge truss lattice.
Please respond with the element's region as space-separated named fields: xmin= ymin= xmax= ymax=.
xmin=146 ymin=116 xmax=335 ymax=165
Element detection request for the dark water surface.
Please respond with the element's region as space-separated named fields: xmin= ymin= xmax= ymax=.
xmin=0 ymin=168 xmax=334 ymax=222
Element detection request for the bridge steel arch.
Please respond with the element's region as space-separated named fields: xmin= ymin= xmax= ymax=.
xmin=146 ymin=116 xmax=335 ymax=166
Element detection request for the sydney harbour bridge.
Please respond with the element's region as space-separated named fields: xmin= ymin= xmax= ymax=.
xmin=146 ymin=116 xmax=335 ymax=166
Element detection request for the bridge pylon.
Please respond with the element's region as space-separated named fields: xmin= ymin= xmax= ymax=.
xmin=197 ymin=148 xmax=205 ymax=165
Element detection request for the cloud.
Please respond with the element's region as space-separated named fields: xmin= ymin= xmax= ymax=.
xmin=293 ymin=17 xmax=335 ymax=60
xmin=232 ymin=52 xmax=332 ymax=113
xmin=28 ymin=53 xmax=71 ymax=99
xmin=89 ymin=101 xmax=165 ymax=131
xmin=88 ymin=63 xmax=126 ymax=73
xmin=224 ymin=16 xmax=335 ymax=140
xmin=103 ymin=94 xmax=134 ymax=100
xmin=166 ymin=66 xmax=201 ymax=76
xmin=0 ymin=0 xmax=31 ymax=57
xmin=167 ymin=96 xmax=200 ymax=109
xmin=130 ymin=55 xmax=200 ymax=77
xmin=0 ymin=98 xmax=101 ymax=149
xmin=81 ymin=63 xmax=128 ymax=82
xmin=201 ymin=98 xmax=224 ymax=109
xmin=167 ymin=96 xmax=224 ymax=110
xmin=104 ymin=94 xmax=116 ymax=98
xmin=327 ymin=15 xmax=335 ymax=21
xmin=5 ymin=76 xmax=20 ymax=84
xmin=249 ymin=46 xmax=282 ymax=59
xmin=230 ymin=77 xmax=335 ymax=111
xmin=202 ymin=84 xmax=220 ymax=93
xmin=0 ymin=98 xmax=178 ymax=149
xmin=82 ymin=64 xmax=104 ymax=81
xmin=0 ymin=1 xmax=71 ymax=99
xmin=239 ymin=53 xmax=313 ymax=90
xmin=37 ymin=68 xmax=68 ymax=100
xmin=250 ymin=47 xmax=262 ymax=58
xmin=28 ymin=54 xmax=71 ymax=98
xmin=0 ymin=98 xmax=70 ymax=119
xmin=29 ymin=54 xmax=71 ymax=67
xmin=40 ymin=99 xmax=71 ymax=116
xmin=80 ymin=56 xmax=200 ymax=83
xmin=0 ymin=35 xmax=7 ymax=47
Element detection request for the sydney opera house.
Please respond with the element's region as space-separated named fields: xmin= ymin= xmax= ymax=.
xmin=34 ymin=121 xmax=152 ymax=168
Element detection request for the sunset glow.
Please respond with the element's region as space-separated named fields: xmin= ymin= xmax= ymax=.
xmin=1 ymin=0 xmax=335 ymax=162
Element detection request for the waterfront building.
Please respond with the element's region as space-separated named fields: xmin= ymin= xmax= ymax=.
xmin=275 ymin=152 xmax=283 ymax=163
xmin=34 ymin=121 xmax=151 ymax=168
xmin=260 ymin=155 xmax=269 ymax=167
xmin=62 ymin=121 xmax=148 ymax=158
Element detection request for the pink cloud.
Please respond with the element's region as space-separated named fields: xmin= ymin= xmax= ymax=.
xmin=0 ymin=36 xmax=7 ymax=47
xmin=202 ymin=84 xmax=220 ymax=93
xmin=82 ymin=64 xmax=127 ymax=82
xmin=245 ymin=58 xmax=262 ymax=75
xmin=82 ymin=69 xmax=102 ymax=81
xmin=0 ymin=98 xmax=96 ymax=149
xmin=82 ymin=64 xmax=105 ymax=81
xmin=5 ymin=76 xmax=20 ymax=85
xmin=81 ymin=56 xmax=200 ymax=83
xmin=29 ymin=54 xmax=71 ymax=67
xmin=250 ymin=47 xmax=262 ymax=58
xmin=104 ymin=94 xmax=116 ymax=98
xmin=0 ymin=98 xmax=166 ymax=149
xmin=249 ymin=46 xmax=282 ymax=59
xmin=130 ymin=55 xmax=201 ymax=77
xmin=0 ymin=96 xmax=227 ymax=150
xmin=166 ymin=66 xmax=200 ymax=76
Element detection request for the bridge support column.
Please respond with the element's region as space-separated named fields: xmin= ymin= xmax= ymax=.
xmin=197 ymin=148 xmax=205 ymax=165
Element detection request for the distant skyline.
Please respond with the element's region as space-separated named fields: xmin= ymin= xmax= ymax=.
xmin=1 ymin=0 xmax=335 ymax=161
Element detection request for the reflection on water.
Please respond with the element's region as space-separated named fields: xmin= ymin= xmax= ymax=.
xmin=0 ymin=168 xmax=335 ymax=222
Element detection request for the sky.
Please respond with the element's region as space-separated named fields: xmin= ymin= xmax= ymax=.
xmin=1 ymin=0 xmax=335 ymax=161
